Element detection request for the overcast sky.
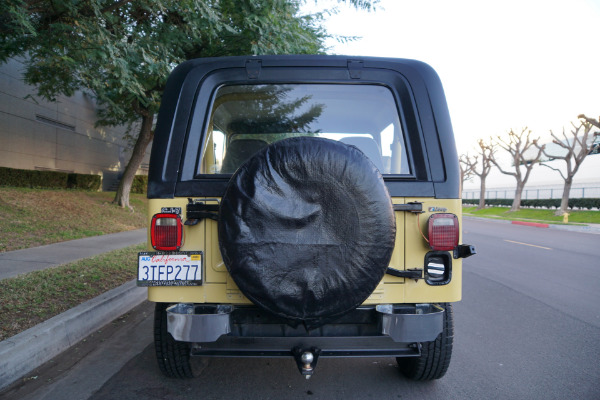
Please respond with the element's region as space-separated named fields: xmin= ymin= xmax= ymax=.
xmin=303 ymin=0 xmax=600 ymax=152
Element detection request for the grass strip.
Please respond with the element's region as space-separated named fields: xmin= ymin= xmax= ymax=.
xmin=463 ymin=206 xmax=600 ymax=224
xmin=0 ymin=187 xmax=148 ymax=252
xmin=0 ymin=243 xmax=146 ymax=341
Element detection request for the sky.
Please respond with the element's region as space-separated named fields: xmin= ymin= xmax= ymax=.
xmin=302 ymin=0 xmax=600 ymax=153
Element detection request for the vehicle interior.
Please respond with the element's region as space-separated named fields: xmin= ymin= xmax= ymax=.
xmin=199 ymin=84 xmax=411 ymax=175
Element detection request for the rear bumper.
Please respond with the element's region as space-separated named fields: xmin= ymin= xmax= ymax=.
xmin=166 ymin=303 xmax=444 ymax=356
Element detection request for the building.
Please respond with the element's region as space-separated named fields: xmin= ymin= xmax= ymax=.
xmin=0 ymin=58 xmax=150 ymax=190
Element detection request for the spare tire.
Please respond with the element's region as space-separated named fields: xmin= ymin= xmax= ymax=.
xmin=218 ymin=137 xmax=395 ymax=328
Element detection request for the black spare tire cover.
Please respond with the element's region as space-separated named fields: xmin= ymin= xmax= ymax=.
xmin=218 ymin=137 xmax=396 ymax=328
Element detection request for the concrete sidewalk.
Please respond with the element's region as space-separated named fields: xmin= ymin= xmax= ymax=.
xmin=0 ymin=229 xmax=149 ymax=391
xmin=0 ymin=229 xmax=147 ymax=280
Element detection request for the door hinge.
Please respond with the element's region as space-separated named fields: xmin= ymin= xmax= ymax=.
xmin=347 ymin=60 xmax=364 ymax=79
xmin=246 ymin=59 xmax=262 ymax=79
xmin=386 ymin=267 xmax=423 ymax=280
xmin=393 ymin=202 xmax=424 ymax=214
xmin=185 ymin=199 xmax=219 ymax=225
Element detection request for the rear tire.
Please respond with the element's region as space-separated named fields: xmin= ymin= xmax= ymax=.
xmin=154 ymin=302 xmax=193 ymax=378
xmin=397 ymin=303 xmax=454 ymax=381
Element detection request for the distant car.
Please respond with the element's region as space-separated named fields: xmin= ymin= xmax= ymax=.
xmin=138 ymin=55 xmax=475 ymax=380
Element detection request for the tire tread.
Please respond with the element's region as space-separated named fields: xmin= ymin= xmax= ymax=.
xmin=153 ymin=303 xmax=193 ymax=379
xmin=397 ymin=303 xmax=454 ymax=381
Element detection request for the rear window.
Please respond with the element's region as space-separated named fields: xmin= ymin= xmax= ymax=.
xmin=199 ymin=84 xmax=410 ymax=175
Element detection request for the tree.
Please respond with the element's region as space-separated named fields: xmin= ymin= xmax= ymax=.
xmin=490 ymin=128 xmax=544 ymax=212
xmin=579 ymin=114 xmax=600 ymax=155
xmin=458 ymin=153 xmax=476 ymax=196
xmin=537 ymin=117 xmax=599 ymax=215
xmin=579 ymin=114 xmax=600 ymax=129
xmin=1 ymin=0 xmax=375 ymax=209
xmin=470 ymin=138 xmax=495 ymax=210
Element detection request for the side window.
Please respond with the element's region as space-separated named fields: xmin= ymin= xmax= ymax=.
xmin=199 ymin=84 xmax=411 ymax=175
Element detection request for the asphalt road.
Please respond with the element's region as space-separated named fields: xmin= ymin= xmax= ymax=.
xmin=6 ymin=218 xmax=600 ymax=399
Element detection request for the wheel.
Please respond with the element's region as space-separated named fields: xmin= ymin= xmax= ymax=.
xmin=153 ymin=302 xmax=193 ymax=378
xmin=397 ymin=303 xmax=454 ymax=381
xmin=218 ymin=137 xmax=396 ymax=329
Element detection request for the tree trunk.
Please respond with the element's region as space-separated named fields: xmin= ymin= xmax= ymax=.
xmin=511 ymin=183 xmax=523 ymax=212
xmin=113 ymin=113 xmax=154 ymax=209
xmin=477 ymin=177 xmax=486 ymax=210
xmin=558 ymin=178 xmax=573 ymax=216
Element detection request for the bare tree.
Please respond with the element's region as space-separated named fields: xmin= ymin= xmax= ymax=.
xmin=490 ymin=128 xmax=544 ymax=212
xmin=458 ymin=153 xmax=477 ymax=196
xmin=471 ymin=138 xmax=496 ymax=210
xmin=579 ymin=114 xmax=600 ymax=129
xmin=579 ymin=114 xmax=600 ymax=155
xmin=537 ymin=117 xmax=599 ymax=215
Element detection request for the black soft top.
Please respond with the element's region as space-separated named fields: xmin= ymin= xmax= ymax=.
xmin=147 ymin=55 xmax=459 ymax=199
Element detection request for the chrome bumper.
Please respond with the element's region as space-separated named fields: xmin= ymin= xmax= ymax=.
xmin=167 ymin=304 xmax=233 ymax=342
xmin=376 ymin=303 xmax=444 ymax=342
xmin=167 ymin=303 xmax=443 ymax=344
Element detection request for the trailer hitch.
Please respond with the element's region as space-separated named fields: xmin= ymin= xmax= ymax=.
xmin=292 ymin=347 xmax=321 ymax=379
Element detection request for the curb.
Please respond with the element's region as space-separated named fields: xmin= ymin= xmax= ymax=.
xmin=464 ymin=216 xmax=600 ymax=234
xmin=511 ymin=220 xmax=549 ymax=228
xmin=548 ymin=223 xmax=600 ymax=234
xmin=0 ymin=280 xmax=146 ymax=391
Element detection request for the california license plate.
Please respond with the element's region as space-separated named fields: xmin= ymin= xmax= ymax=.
xmin=137 ymin=251 xmax=203 ymax=286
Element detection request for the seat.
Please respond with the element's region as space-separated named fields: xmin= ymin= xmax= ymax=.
xmin=220 ymin=139 xmax=268 ymax=173
xmin=339 ymin=137 xmax=384 ymax=172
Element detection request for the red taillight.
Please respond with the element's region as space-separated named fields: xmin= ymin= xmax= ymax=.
xmin=151 ymin=213 xmax=183 ymax=251
xmin=428 ymin=213 xmax=459 ymax=251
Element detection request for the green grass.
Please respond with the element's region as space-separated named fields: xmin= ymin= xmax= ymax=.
xmin=0 ymin=243 xmax=145 ymax=341
xmin=463 ymin=206 xmax=600 ymax=224
xmin=0 ymin=187 xmax=148 ymax=252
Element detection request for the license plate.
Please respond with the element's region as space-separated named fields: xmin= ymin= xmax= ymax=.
xmin=137 ymin=251 xmax=203 ymax=286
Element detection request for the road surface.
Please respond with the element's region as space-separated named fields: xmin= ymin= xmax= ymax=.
xmin=4 ymin=218 xmax=599 ymax=399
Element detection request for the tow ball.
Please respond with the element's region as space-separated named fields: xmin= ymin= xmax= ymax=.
xmin=292 ymin=347 xmax=321 ymax=379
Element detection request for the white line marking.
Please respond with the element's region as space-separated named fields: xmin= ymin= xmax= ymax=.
xmin=504 ymin=239 xmax=552 ymax=250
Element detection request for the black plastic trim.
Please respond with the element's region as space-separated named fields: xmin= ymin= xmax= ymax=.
xmin=424 ymin=251 xmax=453 ymax=286
xmin=454 ymin=244 xmax=476 ymax=259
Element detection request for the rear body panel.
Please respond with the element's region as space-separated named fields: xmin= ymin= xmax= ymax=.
xmin=146 ymin=197 xmax=462 ymax=304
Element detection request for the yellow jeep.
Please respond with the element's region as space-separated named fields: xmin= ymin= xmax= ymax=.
xmin=138 ymin=55 xmax=475 ymax=380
